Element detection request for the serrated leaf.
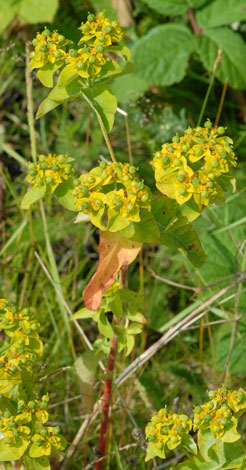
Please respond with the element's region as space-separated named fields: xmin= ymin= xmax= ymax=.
xmin=0 ymin=0 xmax=19 ymax=34
xmin=74 ymin=351 xmax=100 ymax=411
xmin=21 ymin=185 xmax=46 ymax=209
xmin=98 ymin=312 xmax=114 ymax=338
xmin=24 ymin=455 xmax=50 ymax=470
xmin=132 ymin=24 xmax=194 ymax=87
xmin=37 ymin=61 xmax=63 ymax=88
xmin=196 ymin=0 xmax=246 ymax=29
xmin=196 ymin=27 xmax=246 ymax=89
xmin=84 ymin=231 xmax=142 ymax=310
xmin=140 ymin=0 xmax=188 ymax=15
xmin=18 ymin=0 xmax=58 ymax=23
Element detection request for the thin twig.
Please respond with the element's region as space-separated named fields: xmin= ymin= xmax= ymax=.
xmin=115 ymin=274 xmax=246 ymax=387
xmin=221 ymin=240 xmax=246 ymax=382
xmin=197 ymin=47 xmax=222 ymax=127
xmin=148 ymin=267 xmax=246 ymax=294
xmin=84 ymin=443 xmax=138 ymax=470
xmin=188 ymin=8 xmax=203 ymax=34
xmin=39 ymin=366 xmax=71 ymax=382
xmin=25 ymin=42 xmax=36 ymax=163
xmin=215 ymin=79 xmax=228 ymax=127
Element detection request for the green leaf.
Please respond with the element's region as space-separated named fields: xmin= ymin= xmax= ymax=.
xmin=181 ymin=434 xmax=197 ymax=456
xmin=120 ymin=209 xmax=160 ymax=243
xmin=18 ymin=0 xmax=58 ymax=23
xmin=140 ymin=0 xmax=188 ymax=15
xmin=132 ymin=24 xmax=194 ymax=87
xmin=54 ymin=179 xmax=77 ymax=211
xmin=21 ymin=185 xmax=46 ymax=209
xmin=24 ymin=455 xmax=50 ymax=470
xmin=0 ymin=0 xmax=19 ymax=34
xmin=159 ymin=223 xmax=206 ymax=267
xmin=106 ymin=292 xmax=123 ymax=319
xmin=125 ymin=334 xmax=135 ymax=356
xmin=88 ymin=84 xmax=117 ymax=133
xmin=110 ymin=73 xmax=148 ymax=103
xmin=72 ymin=307 xmax=95 ymax=320
xmin=57 ymin=65 xmax=78 ymax=88
xmin=127 ymin=323 xmax=143 ymax=334
xmin=0 ymin=436 xmax=29 ymax=460
xmin=36 ymin=98 xmax=61 ymax=119
xmin=198 ymin=427 xmax=218 ymax=461
xmin=37 ymin=61 xmax=63 ymax=88
xmin=74 ymin=351 xmax=100 ymax=411
xmin=196 ymin=0 xmax=246 ymax=29
xmin=36 ymin=78 xmax=82 ymax=118
xmin=196 ymin=28 xmax=246 ymax=89
xmin=98 ymin=312 xmax=114 ymax=338
xmin=151 ymin=197 xmax=206 ymax=267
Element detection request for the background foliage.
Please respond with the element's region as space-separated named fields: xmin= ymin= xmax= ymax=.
xmin=1 ymin=0 xmax=246 ymax=468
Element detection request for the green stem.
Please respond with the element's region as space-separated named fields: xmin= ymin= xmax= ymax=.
xmin=25 ymin=42 xmax=37 ymax=163
xmin=197 ymin=47 xmax=222 ymax=127
xmin=82 ymin=91 xmax=116 ymax=163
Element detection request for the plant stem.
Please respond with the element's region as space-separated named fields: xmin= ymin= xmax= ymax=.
xmin=188 ymin=8 xmax=203 ymax=35
xmin=82 ymin=92 xmax=116 ymax=163
xmin=197 ymin=47 xmax=222 ymax=127
xmin=25 ymin=42 xmax=37 ymax=163
xmin=215 ymin=79 xmax=228 ymax=127
xmin=95 ymin=334 xmax=117 ymax=470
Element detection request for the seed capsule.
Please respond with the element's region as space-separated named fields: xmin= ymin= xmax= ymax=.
xmin=162 ymin=156 xmax=170 ymax=165
xmin=115 ymin=200 xmax=123 ymax=208
xmin=43 ymin=29 xmax=50 ymax=37
xmin=105 ymin=26 xmax=113 ymax=33
xmin=87 ymin=13 xmax=95 ymax=22
xmin=69 ymin=49 xmax=78 ymax=58
xmin=174 ymin=158 xmax=181 ymax=166
xmin=212 ymin=160 xmax=219 ymax=168
xmin=81 ymin=24 xmax=90 ymax=33
xmin=220 ymin=151 xmax=228 ymax=159
xmin=40 ymin=45 xmax=47 ymax=53
xmin=36 ymin=439 xmax=43 ymax=447
xmin=201 ymin=190 xmax=209 ymax=198
xmin=89 ymin=55 xmax=96 ymax=64
xmin=32 ymin=38 xmax=39 ymax=46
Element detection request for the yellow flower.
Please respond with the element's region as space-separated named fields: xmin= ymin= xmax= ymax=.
xmin=30 ymin=29 xmax=71 ymax=70
xmin=66 ymin=47 xmax=108 ymax=78
xmin=27 ymin=154 xmax=74 ymax=189
xmin=153 ymin=123 xmax=237 ymax=211
xmin=79 ymin=12 xmax=123 ymax=47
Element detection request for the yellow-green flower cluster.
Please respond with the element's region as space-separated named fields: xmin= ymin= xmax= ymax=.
xmin=66 ymin=12 xmax=124 ymax=78
xmin=0 ymin=396 xmax=66 ymax=458
xmin=145 ymin=407 xmax=192 ymax=458
xmin=26 ymin=153 xmax=75 ymax=189
xmin=0 ymin=299 xmax=42 ymax=394
xmin=30 ymin=29 xmax=72 ymax=70
xmin=73 ymin=161 xmax=152 ymax=230
xmin=30 ymin=12 xmax=125 ymax=80
xmin=193 ymin=386 xmax=245 ymax=441
xmin=153 ymin=121 xmax=237 ymax=210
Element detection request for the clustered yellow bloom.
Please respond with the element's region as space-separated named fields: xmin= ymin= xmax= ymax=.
xmin=153 ymin=121 xmax=237 ymax=210
xmin=30 ymin=29 xmax=72 ymax=69
xmin=145 ymin=407 xmax=192 ymax=458
xmin=30 ymin=12 xmax=124 ymax=79
xmin=73 ymin=161 xmax=152 ymax=230
xmin=193 ymin=386 xmax=245 ymax=441
xmin=26 ymin=153 xmax=75 ymax=189
xmin=0 ymin=395 xmax=66 ymax=456
xmin=0 ymin=299 xmax=42 ymax=394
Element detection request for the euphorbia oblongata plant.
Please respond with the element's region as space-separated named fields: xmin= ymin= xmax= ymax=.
xmin=1 ymin=9 xmax=240 ymax=469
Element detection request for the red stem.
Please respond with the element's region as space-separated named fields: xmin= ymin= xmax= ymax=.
xmin=95 ymin=335 xmax=117 ymax=470
xmin=188 ymin=8 xmax=203 ymax=34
